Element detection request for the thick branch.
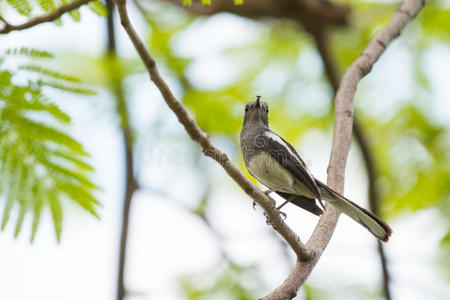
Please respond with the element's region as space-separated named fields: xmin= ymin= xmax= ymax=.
xmin=329 ymin=0 xmax=424 ymax=186
xmin=312 ymin=26 xmax=392 ymax=300
xmin=113 ymin=0 xmax=312 ymax=261
xmin=0 ymin=0 xmax=93 ymax=34
xmin=263 ymin=0 xmax=425 ymax=299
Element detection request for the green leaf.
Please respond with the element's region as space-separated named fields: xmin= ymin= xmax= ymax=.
xmin=51 ymin=150 xmax=95 ymax=171
xmin=1 ymin=155 xmax=22 ymax=230
xmin=20 ymin=65 xmax=82 ymax=83
xmin=30 ymin=182 xmax=44 ymax=243
xmin=68 ymin=8 xmax=81 ymax=22
xmin=14 ymin=168 xmax=33 ymax=237
xmin=6 ymin=0 xmax=32 ymax=16
xmin=38 ymin=79 xmax=97 ymax=95
xmin=37 ymin=0 xmax=56 ymax=12
xmin=14 ymin=205 xmax=27 ymax=238
xmin=88 ymin=0 xmax=108 ymax=17
xmin=48 ymin=191 xmax=62 ymax=242
xmin=5 ymin=48 xmax=53 ymax=58
xmin=39 ymin=156 xmax=98 ymax=189
xmin=1 ymin=48 xmax=100 ymax=241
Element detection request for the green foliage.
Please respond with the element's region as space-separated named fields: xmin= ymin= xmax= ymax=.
xmin=369 ymin=105 xmax=450 ymax=215
xmin=6 ymin=48 xmax=52 ymax=58
xmin=1 ymin=0 xmax=107 ymax=23
xmin=303 ymin=283 xmax=382 ymax=300
xmin=178 ymin=262 xmax=265 ymax=300
xmin=0 ymin=48 xmax=99 ymax=242
xmin=6 ymin=0 xmax=32 ymax=16
xmin=37 ymin=0 xmax=56 ymax=13
xmin=88 ymin=0 xmax=107 ymax=17
xmin=417 ymin=0 xmax=450 ymax=44
xmin=144 ymin=7 xmax=326 ymax=140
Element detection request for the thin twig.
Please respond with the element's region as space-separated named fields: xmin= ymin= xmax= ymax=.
xmin=113 ymin=0 xmax=313 ymax=262
xmin=262 ymin=1 xmax=425 ymax=299
xmin=0 ymin=0 xmax=93 ymax=34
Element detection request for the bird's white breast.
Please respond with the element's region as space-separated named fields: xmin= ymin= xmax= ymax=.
xmin=247 ymin=151 xmax=318 ymax=198
xmin=247 ymin=152 xmax=297 ymax=193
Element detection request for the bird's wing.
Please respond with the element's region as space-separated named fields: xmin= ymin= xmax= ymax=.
xmin=263 ymin=131 xmax=322 ymax=201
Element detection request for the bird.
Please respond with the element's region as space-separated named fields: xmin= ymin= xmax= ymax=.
xmin=240 ymin=96 xmax=392 ymax=242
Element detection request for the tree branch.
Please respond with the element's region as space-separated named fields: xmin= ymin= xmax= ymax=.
xmin=311 ymin=26 xmax=393 ymax=300
xmin=0 ymin=0 xmax=93 ymax=34
xmin=113 ymin=0 xmax=313 ymax=262
xmin=262 ymin=0 xmax=425 ymax=299
xmin=163 ymin=0 xmax=349 ymax=29
xmin=104 ymin=1 xmax=137 ymax=299
xmin=114 ymin=0 xmax=425 ymax=298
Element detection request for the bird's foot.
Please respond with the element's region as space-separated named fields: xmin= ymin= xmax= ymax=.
xmin=276 ymin=201 xmax=288 ymax=220
xmin=252 ymin=200 xmax=257 ymax=210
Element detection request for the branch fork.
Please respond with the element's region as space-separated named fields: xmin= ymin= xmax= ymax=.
xmin=112 ymin=0 xmax=426 ymax=298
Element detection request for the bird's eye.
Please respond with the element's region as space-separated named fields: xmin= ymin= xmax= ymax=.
xmin=266 ymin=107 xmax=269 ymax=113
xmin=245 ymin=105 xmax=249 ymax=112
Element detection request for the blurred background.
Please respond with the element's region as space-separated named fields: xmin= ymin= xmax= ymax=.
xmin=0 ymin=0 xmax=449 ymax=299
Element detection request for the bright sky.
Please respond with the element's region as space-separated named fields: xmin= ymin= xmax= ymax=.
xmin=0 ymin=4 xmax=449 ymax=300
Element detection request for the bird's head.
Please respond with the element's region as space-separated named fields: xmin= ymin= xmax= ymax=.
xmin=243 ymin=95 xmax=269 ymax=127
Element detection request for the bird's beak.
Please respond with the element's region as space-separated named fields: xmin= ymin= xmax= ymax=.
xmin=255 ymin=96 xmax=262 ymax=109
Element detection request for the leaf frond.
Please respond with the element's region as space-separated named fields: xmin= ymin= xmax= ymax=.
xmin=0 ymin=48 xmax=100 ymax=241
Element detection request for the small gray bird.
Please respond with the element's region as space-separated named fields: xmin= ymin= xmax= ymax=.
xmin=240 ymin=96 xmax=392 ymax=242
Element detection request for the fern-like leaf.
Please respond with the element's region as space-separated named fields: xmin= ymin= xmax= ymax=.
xmin=20 ymin=65 xmax=82 ymax=82
xmin=5 ymin=48 xmax=53 ymax=58
xmin=48 ymin=191 xmax=62 ymax=242
xmin=37 ymin=0 xmax=56 ymax=12
xmin=68 ymin=8 xmax=81 ymax=22
xmin=0 ymin=48 xmax=100 ymax=242
xmin=6 ymin=0 xmax=32 ymax=16
xmin=37 ymin=79 xmax=97 ymax=95
xmin=88 ymin=0 xmax=107 ymax=17
xmin=30 ymin=182 xmax=44 ymax=242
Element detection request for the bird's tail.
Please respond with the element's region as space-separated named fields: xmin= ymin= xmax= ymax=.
xmin=317 ymin=181 xmax=392 ymax=242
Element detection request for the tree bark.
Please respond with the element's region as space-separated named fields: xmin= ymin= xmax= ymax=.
xmin=311 ymin=27 xmax=392 ymax=300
